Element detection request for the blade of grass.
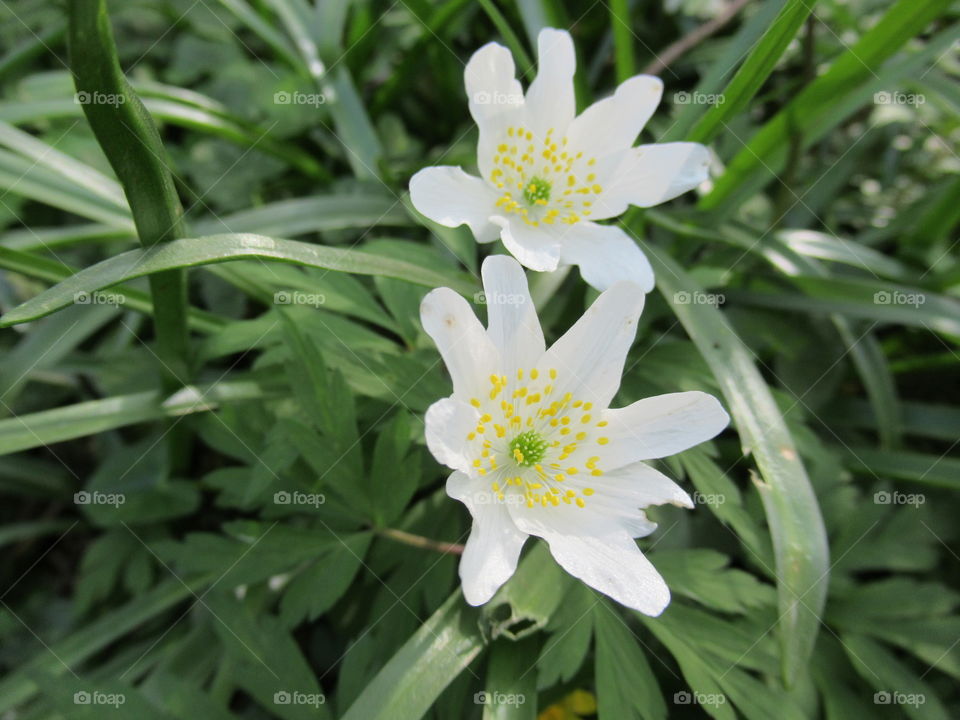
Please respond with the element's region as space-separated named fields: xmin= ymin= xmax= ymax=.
xmin=0 ymin=246 xmax=226 ymax=333
xmin=0 ymin=381 xmax=269 ymax=456
xmin=0 ymin=233 xmax=477 ymax=327
xmin=681 ymin=0 xmax=815 ymax=144
xmin=700 ymin=0 xmax=956 ymax=210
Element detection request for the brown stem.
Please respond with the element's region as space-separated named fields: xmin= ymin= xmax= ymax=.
xmin=377 ymin=527 xmax=465 ymax=555
xmin=642 ymin=0 xmax=753 ymax=76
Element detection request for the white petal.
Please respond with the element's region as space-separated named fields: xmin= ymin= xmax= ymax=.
xmin=601 ymin=391 xmax=730 ymax=467
xmin=510 ymin=509 xmax=670 ymax=615
xmin=537 ymin=281 xmax=644 ymax=407
xmin=491 ymin=215 xmax=562 ymax=272
xmin=556 ymin=221 xmax=654 ymax=292
xmin=566 ymin=74 xmax=663 ymax=159
xmin=593 ymin=142 xmax=710 ymax=216
xmin=465 ymin=42 xmax=525 ymax=130
xmin=424 ymin=398 xmax=480 ymax=474
xmin=409 ymin=166 xmax=500 ymax=243
xmin=524 ymin=28 xmax=576 ymax=139
xmin=466 ymin=43 xmax=525 ymax=182
xmin=447 ymin=471 xmax=528 ymax=605
xmin=420 ymin=287 xmax=498 ymax=399
xmin=481 ymin=255 xmax=545 ymax=371
xmin=587 ymin=462 xmax=694 ymax=511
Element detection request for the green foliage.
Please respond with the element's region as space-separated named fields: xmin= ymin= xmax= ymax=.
xmin=0 ymin=0 xmax=957 ymax=718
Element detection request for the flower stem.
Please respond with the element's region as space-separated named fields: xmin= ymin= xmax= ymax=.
xmin=68 ymin=0 xmax=191 ymax=390
xmin=376 ymin=528 xmax=464 ymax=555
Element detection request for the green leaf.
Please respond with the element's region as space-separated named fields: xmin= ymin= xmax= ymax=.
xmin=482 ymin=637 xmax=539 ymax=720
xmin=205 ymin=591 xmax=331 ymax=720
xmin=0 ymin=246 xmax=226 ymax=333
xmin=684 ymin=0 xmax=816 ymax=145
xmin=279 ymin=533 xmax=373 ymax=626
xmin=0 ymin=233 xmax=477 ymax=327
xmin=841 ymin=634 xmax=951 ymax=720
xmin=535 ymin=581 xmax=594 ymax=689
xmin=651 ymin=549 xmax=776 ymax=614
xmin=0 ymin=381 xmax=267 ymax=456
xmin=68 ymin=0 xmax=191 ymax=383
xmin=340 ymin=591 xmax=486 ymax=720
xmin=481 ymin=542 xmax=572 ymax=641
xmin=701 ymin=0 xmax=956 ymax=209
xmin=645 ymin=243 xmax=829 ymax=685
xmin=594 ymin=600 xmax=666 ymax=720
xmin=840 ymin=447 xmax=960 ymax=490
xmin=0 ymin=576 xmax=211 ymax=712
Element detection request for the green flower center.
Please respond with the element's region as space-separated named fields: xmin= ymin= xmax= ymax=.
xmin=522 ymin=176 xmax=551 ymax=206
xmin=509 ymin=430 xmax=548 ymax=467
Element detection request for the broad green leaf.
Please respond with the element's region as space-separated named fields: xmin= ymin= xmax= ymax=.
xmin=645 ymin=243 xmax=829 ymax=685
xmin=340 ymin=591 xmax=486 ymax=720
xmin=482 ymin=637 xmax=538 ymax=720
xmin=0 ymin=381 xmax=267 ymax=455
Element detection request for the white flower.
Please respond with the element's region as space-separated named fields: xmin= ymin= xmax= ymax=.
xmin=410 ymin=27 xmax=711 ymax=293
xmin=421 ymin=255 xmax=729 ymax=615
